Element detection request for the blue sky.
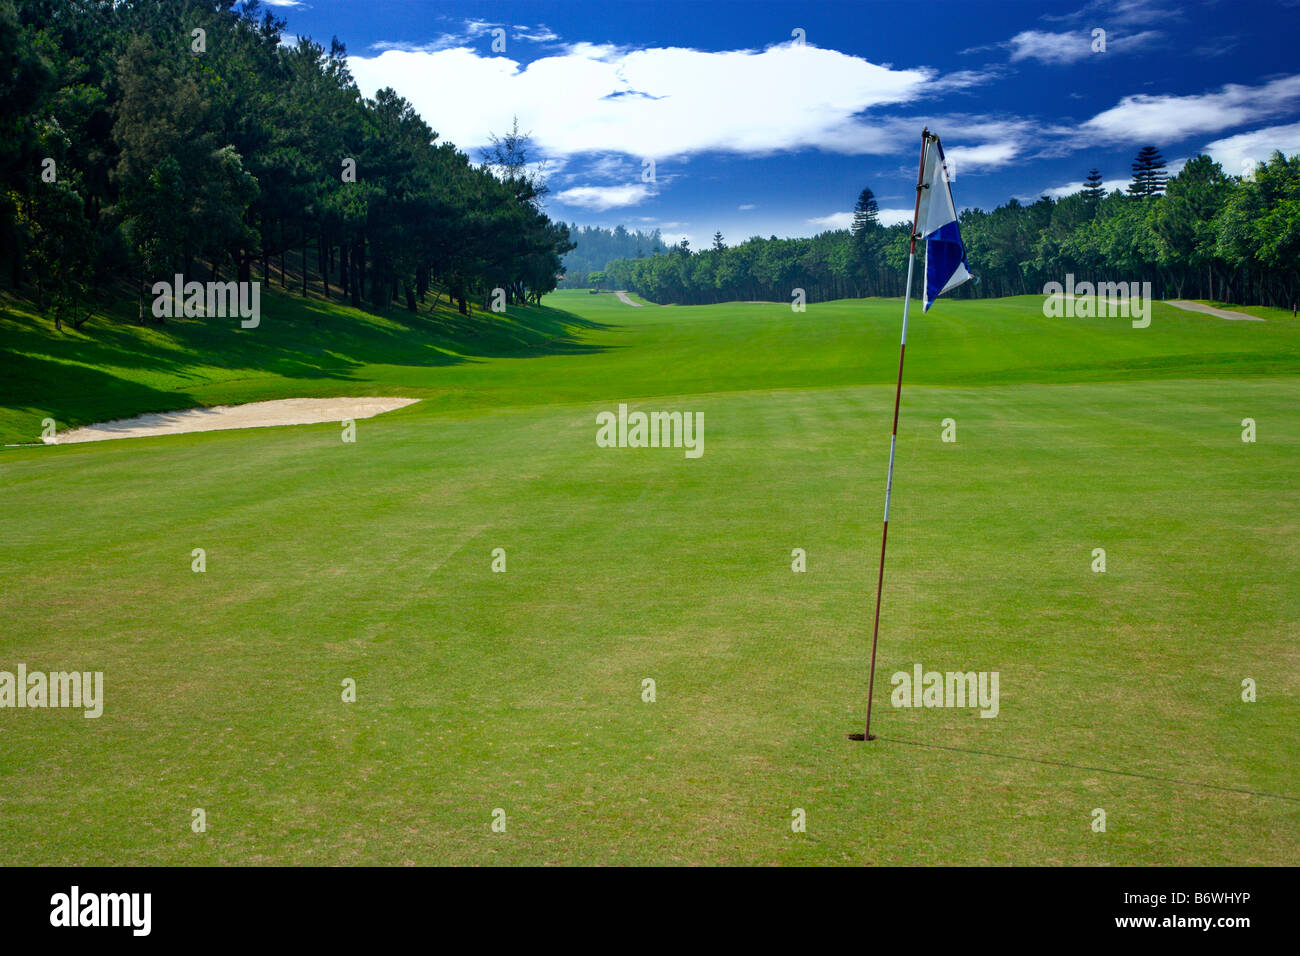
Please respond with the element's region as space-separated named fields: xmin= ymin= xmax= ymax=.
xmin=261 ymin=0 xmax=1300 ymax=249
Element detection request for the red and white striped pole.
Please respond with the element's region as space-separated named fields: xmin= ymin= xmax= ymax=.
xmin=853 ymin=128 xmax=930 ymax=742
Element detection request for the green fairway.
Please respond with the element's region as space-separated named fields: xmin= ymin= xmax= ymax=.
xmin=1 ymin=289 xmax=1297 ymax=865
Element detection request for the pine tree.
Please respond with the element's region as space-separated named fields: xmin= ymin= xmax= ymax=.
xmin=480 ymin=115 xmax=549 ymax=207
xmin=1129 ymin=147 xmax=1168 ymax=200
xmin=1082 ymin=169 xmax=1105 ymax=203
xmin=712 ymin=231 xmax=725 ymax=251
xmin=851 ymin=187 xmax=879 ymax=239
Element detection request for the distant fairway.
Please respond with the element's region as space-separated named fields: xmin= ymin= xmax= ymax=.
xmin=0 ymin=289 xmax=1296 ymax=865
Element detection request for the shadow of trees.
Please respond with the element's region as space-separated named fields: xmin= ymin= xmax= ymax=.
xmin=0 ymin=290 xmax=619 ymax=441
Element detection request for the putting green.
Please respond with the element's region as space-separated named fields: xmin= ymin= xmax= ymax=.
xmin=0 ymin=289 xmax=1295 ymax=864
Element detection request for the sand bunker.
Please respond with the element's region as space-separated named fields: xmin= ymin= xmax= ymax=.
xmin=48 ymin=397 xmax=419 ymax=444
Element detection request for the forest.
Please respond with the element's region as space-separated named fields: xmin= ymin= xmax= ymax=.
xmin=557 ymin=224 xmax=668 ymax=288
xmin=6 ymin=0 xmax=1296 ymax=325
xmin=603 ymin=151 xmax=1300 ymax=308
xmin=0 ymin=0 xmax=575 ymax=328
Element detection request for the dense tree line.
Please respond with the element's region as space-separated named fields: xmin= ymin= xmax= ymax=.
xmin=1 ymin=0 xmax=574 ymax=329
xmin=605 ymin=149 xmax=1300 ymax=308
xmin=557 ymin=224 xmax=668 ymax=288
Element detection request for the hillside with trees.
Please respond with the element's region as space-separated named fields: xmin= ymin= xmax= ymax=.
xmin=604 ymin=149 xmax=1300 ymax=308
xmin=558 ymin=224 xmax=668 ymax=287
xmin=1 ymin=0 xmax=574 ymax=329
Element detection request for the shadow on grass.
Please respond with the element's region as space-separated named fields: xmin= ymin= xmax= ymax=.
xmin=330 ymin=297 xmax=617 ymax=360
xmin=0 ymin=351 xmax=194 ymax=441
xmin=0 ymin=289 xmax=620 ymax=439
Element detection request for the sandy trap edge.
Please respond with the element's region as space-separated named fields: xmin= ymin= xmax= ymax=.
xmin=46 ymin=397 xmax=421 ymax=444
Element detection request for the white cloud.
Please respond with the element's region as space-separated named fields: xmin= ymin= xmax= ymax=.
xmin=1008 ymin=30 xmax=1093 ymax=63
xmin=926 ymin=68 xmax=1006 ymax=92
xmin=460 ymin=18 xmax=500 ymax=38
xmin=369 ymin=39 xmax=475 ymax=54
xmin=1081 ymin=75 xmax=1300 ymax=142
xmin=514 ymin=25 xmax=559 ymax=43
xmin=874 ymin=208 xmax=914 ymax=226
xmin=861 ymin=116 xmax=1034 ymax=173
xmin=738 ymin=203 xmax=756 ymax=210
xmin=1203 ymin=121 xmax=1300 ymax=174
xmin=808 ymin=208 xmax=912 ymax=230
xmin=1005 ymin=28 xmax=1158 ymax=64
xmin=1032 ymin=177 xmax=1128 ymax=200
xmin=1042 ymin=0 xmax=1178 ymax=28
xmin=366 ymin=18 xmax=559 ymax=55
xmin=808 ymin=212 xmax=853 ymax=230
xmin=943 ymin=139 xmax=1021 ymax=174
xmin=561 ymin=154 xmax=637 ymax=184
xmin=351 ymin=31 xmax=1292 ymax=226
xmin=554 ymin=184 xmax=653 ymax=210
xmin=347 ymin=43 xmax=1027 ymax=220
xmin=347 ymin=43 xmax=982 ymax=160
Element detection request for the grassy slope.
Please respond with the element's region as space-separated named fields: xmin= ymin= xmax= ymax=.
xmin=0 ymin=289 xmax=1296 ymax=864
xmin=0 ymin=289 xmax=613 ymax=443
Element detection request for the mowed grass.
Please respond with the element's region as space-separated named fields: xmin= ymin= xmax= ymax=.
xmin=0 ymin=289 xmax=1297 ymax=865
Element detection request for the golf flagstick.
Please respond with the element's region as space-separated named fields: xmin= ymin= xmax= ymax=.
xmin=852 ymin=127 xmax=931 ymax=742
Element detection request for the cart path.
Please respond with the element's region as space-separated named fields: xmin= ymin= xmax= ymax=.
xmin=1166 ymin=300 xmax=1265 ymax=321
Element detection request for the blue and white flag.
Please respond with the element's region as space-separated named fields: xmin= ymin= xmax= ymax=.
xmin=917 ymin=136 xmax=972 ymax=311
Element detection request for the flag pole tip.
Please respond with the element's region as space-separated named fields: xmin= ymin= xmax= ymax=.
xmin=847 ymin=733 xmax=877 ymax=742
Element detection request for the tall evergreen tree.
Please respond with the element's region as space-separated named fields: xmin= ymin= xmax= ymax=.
xmin=480 ymin=115 xmax=549 ymax=208
xmin=851 ymin=187 xmax=879 ymax=239
xmin=1129 ymin=147 xmax=1168 ymax=200
xmin=1082 ymin=169 xmax=1105 ymax=204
